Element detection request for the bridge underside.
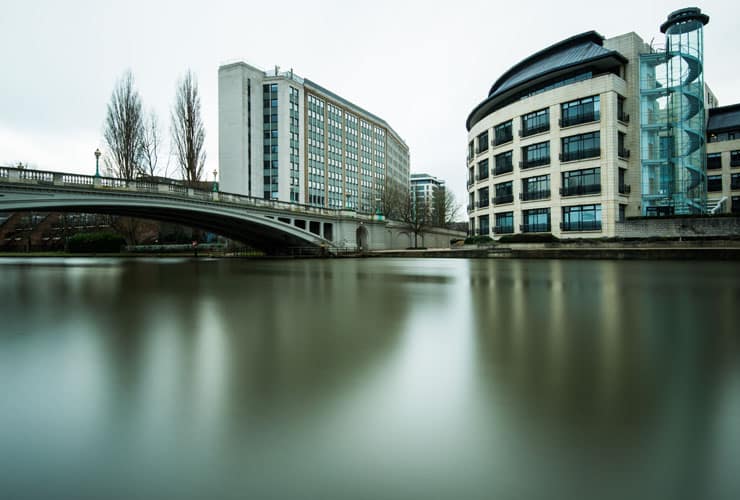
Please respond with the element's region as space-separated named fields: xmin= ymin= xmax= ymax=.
xmin=11 ymin=203 xmax=324 ymax=255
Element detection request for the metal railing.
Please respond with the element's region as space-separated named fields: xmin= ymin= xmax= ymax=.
xmin=520 ymin=157 xmax=550 ymax=169
xmin=559 ymin=112 xmax=599 ymax=128
xmin=520 ymin=222 xmax=551 ymax=233
xmin=494 ymin=163 xmax=513 ymax=175
xmin=520 ymin=190 xmax=550 ymax=201
xmin=560 ymin=184 xmax=601 ymax=196
xmin=493 ymin=194 xmax=513 ymax=205
xmin=560 ymin=148 xmax=600 ymax=163
xmin=560 ymin=220 xmax=602 ymax=232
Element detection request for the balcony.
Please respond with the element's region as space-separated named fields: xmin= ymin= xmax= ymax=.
xmin=731 ymin=178 xmax=740 ymax=190
xmin=619 ymin=184 xmax=631 ymax=195
xmin=467 ymin=179 xmax=474 ymax=188
xmin=476 ymin=199 xmax=490 ymax=209
xmin=521 ymin=222 xmax=551 ymax=233
xmin=618 ymin=148 xmax=631 ymax=159
xmin=559 ymin=112 xmax=599 ymax=128
xmin=618 ymin=112 xmax=630 ymax=123
xmin=519 ymin=123 xmax=550 ymax=138
xmin=560 ymin=220 xmax=602 ymax=231
xmin=493 ymin=225 xmax=514 ymax=234
xmin=560 ymin=148 xmax=600 ymax=163
xmin=493 ymin=194 xmax=513 ymax=205
xmin=520 ymin=190 xmax=550 ymax=201
xmin=520 ymin=157 xmax=550 ymax=169
xmin=560 ymin=184 xmax=601 ymax=197
xmin=477 ymin=227 xmax=490 ymax=236
xmin=477 ymin=172 xmax=489 ymax=182
xmin=731 ymin=157 xmax=740 ymax=167
xmin=493 ymin=134 xmax=513 ymax=146
xmin=494 ymin=163 xmax=513 ymax=175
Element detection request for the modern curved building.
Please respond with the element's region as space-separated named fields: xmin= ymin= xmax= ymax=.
xmin=465 ymin=8 xmax=727 ymax=238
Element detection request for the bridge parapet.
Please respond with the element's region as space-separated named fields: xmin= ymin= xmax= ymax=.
xmin=0 ymin=165 xmax=365 ymax=221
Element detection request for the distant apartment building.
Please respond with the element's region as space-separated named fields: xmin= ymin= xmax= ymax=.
xmin=465 ymin=7 xmax=736 ymax=238
xmin=410 ymin=173 xmax=445 ymax=207
xmin=219 ymin=63 xmax=410 ymax=213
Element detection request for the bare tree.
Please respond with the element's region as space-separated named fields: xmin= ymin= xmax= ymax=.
xmin=171 ymin=70 xmax=206 ymax=185
xmin=140 ymin=110 xmax=164 ymax=178
xmin=103 ymin=71 xmax=144 ymax=180
xmin=379 ymin=184 xmax=431 ymax=248
xmin=431 ymin=188 xmax=461 ymax=228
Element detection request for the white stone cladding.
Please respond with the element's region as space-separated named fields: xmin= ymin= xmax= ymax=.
xmin=218 ymin=62 xmax=409 ymax=211
xmin=466 ymin=32 xmax=649 ymax=239
xmin=706 ymin=137 xmax=740 ymax=213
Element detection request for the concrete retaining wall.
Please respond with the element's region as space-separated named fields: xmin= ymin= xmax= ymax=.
xmin=615 ymin=216 xmax=740 ymax=238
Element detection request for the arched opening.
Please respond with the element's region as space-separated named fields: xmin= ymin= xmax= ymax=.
xmin=356 ymin=225 xmax=369 ymax=252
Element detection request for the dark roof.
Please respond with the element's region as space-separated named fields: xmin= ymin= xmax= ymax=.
xmin=707 ymin=104 xmax=740 ymax=134
xmin=467 ymin=31 xmax=627 ymax=131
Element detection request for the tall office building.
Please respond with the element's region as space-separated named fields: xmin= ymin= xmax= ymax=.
xmin=219 ymin=63 xmax=409 ymax=213
xmin=410 ymin=173 xmax=445 ymax=208
xmin=465 ymin=7 xmax=735 ymax=238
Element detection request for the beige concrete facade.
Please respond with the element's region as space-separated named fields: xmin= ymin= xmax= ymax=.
xmin=466 ymin=33 xmax=649 ymax=239
xmin=706 ymin=138 xmax=740 ymax=213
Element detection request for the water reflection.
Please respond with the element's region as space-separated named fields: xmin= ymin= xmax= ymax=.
xmin=0 ymin=258 xmax=738 ymax=500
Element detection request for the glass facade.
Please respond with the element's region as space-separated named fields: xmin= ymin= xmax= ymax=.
xmin=478 ymin=159 xmax=489 ymax=181
xmin=494 ymin=212 xmax=514 ymax=234
xmin=263 ymin=83 xmax=279 ymax=200
xmin=561 ymin=132 xmax=600 ymax=162
xmin=494 ymin=121 xmax=513 ymax=145
xmin=641 ymin=9 xmax=708 ymax=215
xmin=494 ymin=150 xmax=513 ymax=175
xmin=522 ymin=208 xmax=551 ymax=233
xmin=521 ymin=108 xmax=549 ymax=137
xmin=494 ymin=181 xmax=513 ymax=205
xmin=561 ymin=167 xmax=601 ymax=196
xmin=562 ymin=204 xmax=602 ymax=231
xmin=521 ymin=141 xmax=550 ymax=169
xmin=521 ymin=174 xmax=550 ymax=201
xmin=560 ymin=95 xmax=600 ymax=127
xmin=289 ymin=87 xmax=300 ymax=202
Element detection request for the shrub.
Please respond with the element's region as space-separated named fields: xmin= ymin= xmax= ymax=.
xmin=497 ymin=233 xmax=559 ymax=243
xmin=67 ymin=232 xmax=126 ymax=253
xmin=464 ymin=235 xmax=494 ymax=245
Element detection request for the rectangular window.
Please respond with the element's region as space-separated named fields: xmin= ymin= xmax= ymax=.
xmin=494 ymin=120 xmax=513 ymax=146
xmin=617 ymin=95 xmax=629 ymax=122
xmin=521 ymin=141 xmax=550 ymax=169
xmin=522 ymin=208 xmax=551 ymax=233
xmin=562 ymin=204 xmax=602 ymax=231
xmin=561 ymin=132 xmax=600 ymax=162
xmin=561 ymin=167 xmax=601 ymax=196
xmin=731 ymin=150 xmax=740 ymax=167
xmin=477 ymin=159 xmax=489 ymax=181
xmin=494 ymin=212 xmax=514 ymax=234
xmin=477 ymin=130 xmax=489 ymax=154
xmin=618 ymin=168 xmax=630 ymax=194
xmin=494 ymin=181 xmax=513 ymax=205
xmin=732 ymin=196 xmax=740 ymax=214
xmin=477 ymin=187 xmax=490 ymax=208
xmin=521 ymin=174 xmax=550 ymax=201
xmin=521 ymin=108 xmax=549 ymax=137
xmin=731 ymin=173 xmax=740 ymax=190
xmin=478 ymin=215 xmax=490 ymax=236
xmin=618 ymin=132 xmax=629 ymax=158
xmin=494 ymin=150 xmax=513 ymax=175
xmin=707 ymin=175 xmax=723 ymax=192
xmin=468 ymin=167 xmax=474 ymax=186
xmin=707 ymin=153 xmax=722 ymax=170
xmin=560 ymin=95 xmax=600 ymax=127
xmin=618 ymin=204 xmax=626 ymax=222
xmin=468 ymin=141 xmax=474 ymax=162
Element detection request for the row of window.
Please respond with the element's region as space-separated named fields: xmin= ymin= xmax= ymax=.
xmin=707 ymin=151 xmax=740 ymax=169
xmin=470 ymin=95 xmax=627 ymax=157
xmin=707 ymin=173 xmax=740 ymax=191
xmin=474 ymin=204 xmax=603 ymax=235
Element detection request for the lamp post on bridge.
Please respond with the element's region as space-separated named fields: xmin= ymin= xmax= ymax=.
xmin=212 ymin=168 xmax=218 ymax=192
xmin=94 ymin=148 xmax=101 ymax=177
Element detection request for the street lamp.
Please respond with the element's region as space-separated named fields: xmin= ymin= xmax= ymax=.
xmin=212 ymin=168 xmax=218 ymax=192
xmin=94 ymin=148 xmax=101 ymax=177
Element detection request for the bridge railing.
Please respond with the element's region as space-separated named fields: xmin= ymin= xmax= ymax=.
xmin=0 ymin=165 xmax=367 ymax=220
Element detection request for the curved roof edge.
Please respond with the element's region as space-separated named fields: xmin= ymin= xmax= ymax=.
xmin=487 ymin=31 xmax=605 ymax=97
xmin=466 ymin=31 xmax=627 ymax=132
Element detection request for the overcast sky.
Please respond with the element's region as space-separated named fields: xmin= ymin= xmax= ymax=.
xmin=1 ymin=0 xmax=738 ymax=206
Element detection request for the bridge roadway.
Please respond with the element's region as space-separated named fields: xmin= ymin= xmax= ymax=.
xmin=0 ymin=166 xmax=462 ymax=254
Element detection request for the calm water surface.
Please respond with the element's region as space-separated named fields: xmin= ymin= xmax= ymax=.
xmin=1 ymin=257 xmax=739 ymax=500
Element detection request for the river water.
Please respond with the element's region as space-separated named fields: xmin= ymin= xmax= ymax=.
xmin=0 ymin=257 xmax=739 ymax=500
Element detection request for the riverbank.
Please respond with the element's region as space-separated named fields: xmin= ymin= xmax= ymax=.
xmin=367 ymin=239 xmax=740 ymax=260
